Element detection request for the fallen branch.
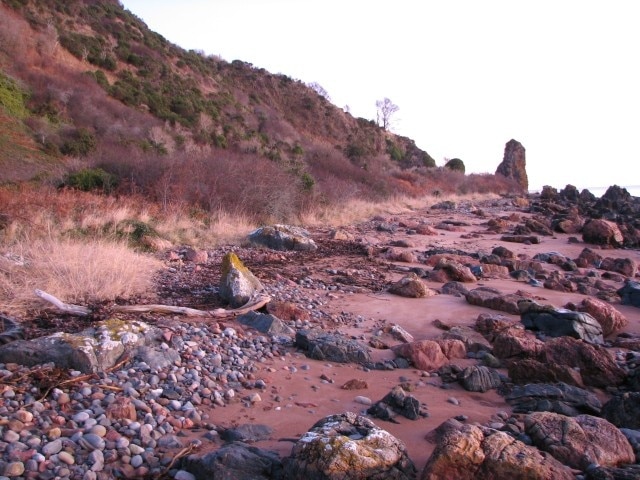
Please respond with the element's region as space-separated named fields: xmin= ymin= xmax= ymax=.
xmin=34 ymin=289 xmax=271 ymax=319
xmin=34 ymin=289 xmax=91 ymax=316
xmin=113 ymin=294 xmax=271 ymax=317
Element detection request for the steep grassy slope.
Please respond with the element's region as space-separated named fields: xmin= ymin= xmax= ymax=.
xmin=0 ymin=0 xmax=518 ymax=220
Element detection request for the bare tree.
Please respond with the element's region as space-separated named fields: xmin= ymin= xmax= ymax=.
xmin=307 ymin=82 xmax=331 ymax=102
xmin=376 ymin=97 xmax=399 ymax=130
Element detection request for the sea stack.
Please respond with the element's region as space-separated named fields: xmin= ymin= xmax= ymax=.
xmin=496 ymin=139 xmax=528 ymax=191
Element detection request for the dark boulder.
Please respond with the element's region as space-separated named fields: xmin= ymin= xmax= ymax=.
xmin=518 ymin=299 xmax=604 ymax=344
xmin=295 ymin=330 xmax=371 ymax=364
xmin=618 ymin=281 xmax=640 ymax=307
xmin=505 ymin=382 xmax=602 ymax=416
xmin=496 ymin=139 xmax=528 ymax=191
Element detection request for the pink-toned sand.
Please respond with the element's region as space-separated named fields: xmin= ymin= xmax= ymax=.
xmin=194 ymin=202 xmax=640 ymax=471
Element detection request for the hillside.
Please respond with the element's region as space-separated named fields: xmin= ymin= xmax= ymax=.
xmin=0 ymin=0 xmax=519 ymax=220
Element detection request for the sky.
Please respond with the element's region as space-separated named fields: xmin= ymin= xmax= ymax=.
xmin=120 ymin=0 xmax=640 ymax=192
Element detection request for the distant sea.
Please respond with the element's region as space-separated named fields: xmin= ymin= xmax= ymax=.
xmin=529 ymin=185 xmax=640 ymax=198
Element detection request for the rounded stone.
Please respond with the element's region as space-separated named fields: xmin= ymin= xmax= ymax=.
xmin=3 ymin=461 xmax=25 ymax=477
xmin=57 ymin=451 xmax=75 ymax=465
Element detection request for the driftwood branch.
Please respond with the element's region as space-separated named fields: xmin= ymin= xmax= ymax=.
xmin=34 ymin=289 xmax=92 ymax=316
xmin=34 ymin=289 xmax=270 ymax=319
xmin=113 ymin=294 xmax=271 ymax=317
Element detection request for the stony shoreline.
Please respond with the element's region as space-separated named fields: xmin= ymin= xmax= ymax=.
xmin=1 ymin=188 xmax=640 ymax=479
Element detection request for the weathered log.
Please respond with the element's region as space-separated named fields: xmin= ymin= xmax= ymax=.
xmin=34 ymin=289 xmax=271 ymax=318
xmin=113 ymin=294 xmax=271 ymax=317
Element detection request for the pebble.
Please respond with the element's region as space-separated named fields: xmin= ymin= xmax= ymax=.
xmin=58 ymin=451 xmax=75 ymax=465
xmin=354 ymin=396 xmax=372 ymax=406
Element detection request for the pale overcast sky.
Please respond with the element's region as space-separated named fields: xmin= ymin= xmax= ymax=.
xmin=121 ymin=0 xmax=639 ymax=192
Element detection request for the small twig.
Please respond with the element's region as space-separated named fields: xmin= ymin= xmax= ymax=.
xmin=156 ymin=443 xmax=197 ymax=479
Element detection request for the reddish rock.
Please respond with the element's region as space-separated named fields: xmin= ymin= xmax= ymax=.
xmin=600 ymin=256 xmax=637 ymax=278
xmin=392 ymin=340 xmax=447 ymax=372
xmin=525 ymin=412 xmax=635 ymax=470
xmin=433 ymin=259 xmax=477 ymax=283
xmin=183 ymin=247 xmax=208 ymax=264
xmin=540 ymin=337 xmax=626 ymax=388
xmin=508 ymin=358 xmax=584 ymax=387
xmin=415 ymin=225 xmax=438 ymax=236
xmin=575 ymin=297 xmax=628 ymax=336
xmin=421 ymin=420 xmax=574 ymax=480
xmin=435 ymin=339 xmax=467 ymax=359
xmin=492 ymin=326 xmax=544 ymax=360
xmin=474 ymin=313 xmax=516 ymax=342
xmin=496 ymin=139 xmax=528 ymax=191
xmin=575 ymin=247 xmax=603 ymax=268
xmin=464 ymin=287 xmax=527 ymax=315
xmin=388 ymin=273 xmax=435 ymax=298
xmin=582 ymin=219 xmax=624 ymax=247
xmin=478 ymin=264 xmax=510 ymax=278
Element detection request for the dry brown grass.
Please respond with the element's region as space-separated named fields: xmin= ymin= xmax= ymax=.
xmin=0 ymin=238 xmax=162 ymax=315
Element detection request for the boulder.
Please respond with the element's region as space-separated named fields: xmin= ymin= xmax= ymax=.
xmin=585 ymin=465 xmax=640 ymax=480
xmin=295 ymin=330 xmax=371 ymax=364
xmin=440 ymin=325 xmax=492 ymax=353
xmin=458 ymin=365 xmax=502 ymax=392
xmin=505 ymin=382 xmax=602 ymax=416
xmin=540 ymin=336 xmax=626 ymax=388
xmin=525 ymin=412 xmax=635 ymax=470
xmin=433 ymin=258 xmax=477 ymax=283
xmin=420 ymin=419 xmax=573 ymax=480
xmin=283 ymin=412 xmax=416 ymax=480
xmin=464 ymin=287 xmax=526 ymax=315
xmin=248 ymin=224 xmax=317 ymax=251
xmin=575 ymin=247 xmax=603 ymax=268
xmin=219 ymin=252 xmax=264 ymax=308
xmin=388 ymin=273 xmax=435 ymax=298
xmin=618 ymin=281 xmax=640 ymax=307
xmin=575 ymin=297 xmax=628 ymax=336
xmin=518 ymin=299 xmax=604 ymax=344
xmin=508 ymin=358 xmax=583 ymax=387
xmin=492 ymin=326 xmax=544 ymax=360
xmin=0 ymin=319 xmax=159 ymax=373
xmin=367 ymin=385 xmax=424 ymax=422
xmin=600 ymin=257 xmax=637 ymax=278
xmin=601 ymin=392 xmax=640 ymax=430
xmin=237 ymin=311 xmax=295 ymax=336
xmin=391 ymin=340 xmax=447 ymax=372
xmin=495 ymin=139 xmax=528 ymax=191
xmin=220 ymin=424 xmax=274 ymax=443
xmin=184 ymin=441 xmax=283 ymax=480
xmin=582 ymin=219 xmax=624 ymax=247
xmin=435 ymin=338 xmax=467 ymax=359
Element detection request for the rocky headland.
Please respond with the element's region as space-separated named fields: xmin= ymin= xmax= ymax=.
xmin=1 ymin=186 xmax=640 ymax=479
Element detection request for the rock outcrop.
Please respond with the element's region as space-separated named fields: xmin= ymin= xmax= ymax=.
xmin=496 ymin=139 xmax=528 ymax=191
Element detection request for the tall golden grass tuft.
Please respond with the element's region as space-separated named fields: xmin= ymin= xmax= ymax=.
xmin=0 ymin=238 xmax=163 ymax=315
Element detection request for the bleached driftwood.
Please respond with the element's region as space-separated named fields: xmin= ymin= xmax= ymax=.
xmin=34 ymin=289 xmax=270 ymax=318
xmin=34 ymin=289 xmax=92 ymax=316
xmin=113 ymin=294 xmax=271 ymax=317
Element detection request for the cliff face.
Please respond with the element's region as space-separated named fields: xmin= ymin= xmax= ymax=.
xmin=496 ymin=139 xmax=528 ymax=191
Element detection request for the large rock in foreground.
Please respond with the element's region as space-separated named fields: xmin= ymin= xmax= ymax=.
xmin=219 ymin=252 xmax=264 ymax=308
xmin=421 ymin=419 xmax=573 ymax=479
xmin=283 ymin=412 xmax=416 ymax=480
xmin=582 ymin=219 xmax=624 ymax=247
xmin=0 ymin=319 xmax=159 ymax=373
xmin=184 ymin=441 xmax=283 ymax=479
xmin=525 ymin=412 xmax=635 ymax=470
xmin=248 ymin=224 xmax=317 ymax=251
